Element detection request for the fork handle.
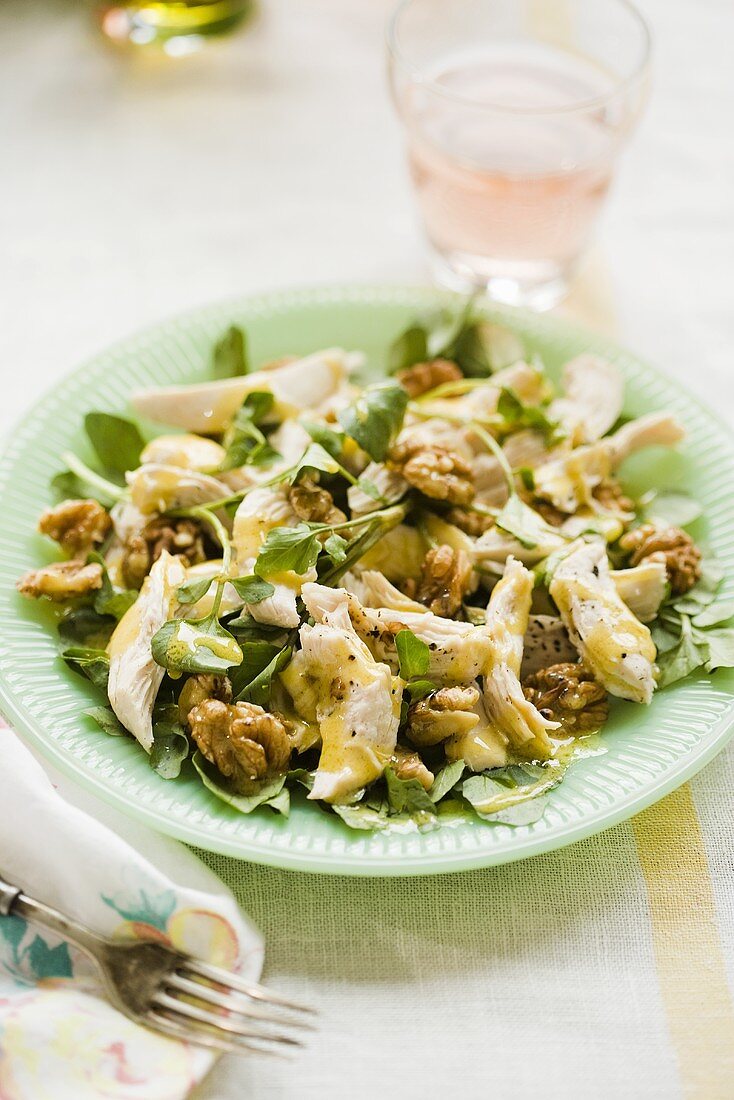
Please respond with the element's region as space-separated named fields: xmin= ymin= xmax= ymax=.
xmin=0 ymin=871 xmax=105 ymax=954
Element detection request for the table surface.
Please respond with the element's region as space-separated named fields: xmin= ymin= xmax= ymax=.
xmin=1 ymin=3 xmax=733 ymax=1098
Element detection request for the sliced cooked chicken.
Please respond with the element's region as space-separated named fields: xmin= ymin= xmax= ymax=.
xmin=345 ymin=570 xmax=428 ymax=613
xmin=233 ymin=485 xmax=315 ymax=629
xmin=127 ymin=464 xmax=230 ymax=515
xmin=550 ymin=355 xmax=624 ymax=445
xmin=132 ymin=348 xmax=351 ymax=434
xmin=107 ymin=551 xmax=186 ymax=751
xmin=611 ymin=561 xmax=668 ymax=623
xmin=534 ymin=412 xmax=685 ymax=514
xmin=549 ymin=539 xmax=657 ymax=704
xmin=347 ymin=462 xmax=408 ymax=517
xmin=139 ymin=433 xmax=226 ymax=472
xmin=300 ymin=582 xmax=492 ymax=684
xmin=280 ymin=586 xmax=401 ymax=803
xmin=479 ymin=557 xmax=558 ymax=759
xmin=444 ymin=697 xmax=509 ymax=771
xmin=473 ymin=521 xmax=568 ymax=567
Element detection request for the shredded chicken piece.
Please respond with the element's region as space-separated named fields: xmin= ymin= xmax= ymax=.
xmin=406 ymin=685 xmax=481 ymax=747
xmin=620 ymin=523 xmax=702 ymax=596
xmin=189 ymin=699 xmax=292 ymax=794
xmin=17 ymin=560 xmax=103 ymax=601
xmin=390 ymin=745 xmax=435 ymax=790
xmin=405 ymin=545 xmax=473 ymax=617
xmin=523 ymin=663 xmax=609 ymax=734
xmin=178 ymin=674 xmax=233 ymax=726
xmin=122 ymin=516 xmax=211 ymax=589
xmin=38 ymin=498 xmax=111 ymax=555
xmin=389 ymin=441 xmax=475 ymax=505
xmin=288 ymin=477 xmax=346 ymax=525
xmin=396 ymin=358 xmax=462 ymax=398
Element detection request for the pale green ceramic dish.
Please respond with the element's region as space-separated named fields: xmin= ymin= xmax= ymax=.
xmin=1 ymin=286 xmax=733 ymax=876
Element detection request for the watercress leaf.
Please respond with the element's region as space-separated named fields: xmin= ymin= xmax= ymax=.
xmin=87 ymin=551 xmax=137 ymax=621
xmin=58 ymin=606 xmax=116 ymax=649
xmin=384 ymin=767 xmax=437 ymax=821
xmin=439 ymin=317 xmax=525 ymax=378
xmin=61 ymin=647 xmax=110 ymax=692
xmin=240 ymin=389 xmax=273 ymax=423
xmin=427 ymin=760 xmax=465 ymax=803
xmin=331 ymin=802 xmax=393 ymax=831
xmin=692 ymin=599 xmax=734 ymax=629
xmin=51 ymin=458 xmax=122 ymax=508
xmin=254 ymin=523 xmax=321 ymax=578
xmin=462 ymin=762 xmax=560 ymax=823
xmin=228 ymin=640 xmax=280 ymax=698
xmin=338 ymin=381 xmax=408 ymax=463
xmin=695 ymin=626 xmax=734 ymax=672
xmin=192 ymin=750 xmax=289 ymax=815
xmin=495 ymin=495 xmax=558 ymax=550
xmin=395 ymin=629 xmax=430 ymax=680
xmin=301 ymin=420 xmax=346 ymax=460
xmin=644 ymin=491 xmax=703 ymax=529
xmin=85 ymin=705 xmax=128 ymax=737
xmin=656 ymin=617 xmax=704 ymax=687
xmin=355 ymin=476 xmax=388 ymax=503
xmin=151 ymin=616 xmax=243 ymax=675
xmin=497 ymin=388 xmax=563 ymax=444
xmin=291 ymin=442 xmax=342 ymax=482
xmin=229 ymin=575 xmax=276 ymax=604
xmin=235 ymin=644 xmax=293 ymax=707
xmin=149 ymin=703 xmax=189 ymax=780
xmin=388 ymin=324 xmax=429 ymax=375
xmin=287 ymin=767 xmax=315 ymax=791
xmin=650 ymin=621 xmax=681 ymax=655
xmin=84 ymin=413 xmax=145 ymax=477
xmin=212 ymin=325 xmax=249 ymax=379
xmin=405 ymin=678 xmax=436 ymax=702
xmin=323 ymin=533 xmax=348 ymax=565
xmin=226 ymin=612 xmax=289 ymax=642
xmin=219 ymin=391 xmax=279 ymax=471
xmin=317 ymin=504 xmax=409 ymax=587
xmin=176 ymin=575 xmax=216 ymax=605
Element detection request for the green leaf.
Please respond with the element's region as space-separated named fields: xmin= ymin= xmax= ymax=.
xmin=220 ymin=391 xmax=279 ymax=471
xmin=404 ymin=678 xmax=436 ymax=702
xmin=87 ymin=552 xmax=137 ymax=621
xmin=331 ymin=802 xmax=394 ymax=831
xmin=228 ymin=640 xmax=281 ymax=697
xmin=395 ymin=629 xmax=430 ymax=680
xmin=84 ymin=413 xmax=145 ymax=477
xmin=235 ymin=644 xmax=293 ymax=707
xmin=427 ymin=760 xmax=465 ymax=803
xmin=497 ymin=388 xmax=563 ymax=444
xmin=254 ymin=523 xmax=321 ymax=578
xmin=338 ymin=381 xmax=408 ymax=462
xmin=440 ymin=317 xmax=525 ymax=378
xmin=52 ymin=454 xmax=124 ymax=508
xmin=151 ymin=615 xmax=243 ymax=675
xmin=323 ymin=533 xmax=348 ymax=565
xmin=58 ymin=607 xmax=116 ymax=649
xmin=176 ymin=575 xmax=216 ymax=605
xmin=226 ymin=613 xmax=289 ymax=642
xmin=692 ymin=599 xmax=734 ymax=629
xmin=290 ymin=442 xmax=343 ymax=482
xmin=301 ymin=420 xmax=347 ymax=460
xmin=384 ymin=768 xmax=437 ymax=821
xmin=149 ymin=704 xmax=189 ymax=779
xmin=461 ymin=763 xmax=560 ymax=824
xmin=495 ymin=495 xmax=558 ymax=550
xmin=61 ymin=647 xmax=110 ymax=692
xmin=517 ymin=466 xmax=535 ymax=492
xmin=656 ymin=616 xmax=704 ymax=687
xmin=695 ymin=626 xmax=734 ymax=673
xmin=192 ymin=751 xmax=289 ymax=815
xmin=388 ymin=324 xmax=429 ymax=374
xmin=212 ymin=325 xmax=249 ymax=379
xmin=644 ymin=491 xmax=703 ymax=529
xmin=85 ymin=706 xmax=128 ymax=737
xmin=229 ymin=575 xmax=276 ymax=604
xmin=355 ymin=476 xmax=388 ymax=503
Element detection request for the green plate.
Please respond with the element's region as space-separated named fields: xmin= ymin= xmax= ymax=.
xmin=1 ymin=286 xmax=733 ymax=876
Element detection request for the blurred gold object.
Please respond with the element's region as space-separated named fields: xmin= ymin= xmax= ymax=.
xmin=97 ymin=1 xmax=254 ymax=51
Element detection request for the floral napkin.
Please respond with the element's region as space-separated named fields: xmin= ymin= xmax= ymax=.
xmin=0 ymin=720 xmax=263 ymax=1100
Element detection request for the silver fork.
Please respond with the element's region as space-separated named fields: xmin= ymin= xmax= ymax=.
xmin=0 ymin=873 xmax=314 ymax=1056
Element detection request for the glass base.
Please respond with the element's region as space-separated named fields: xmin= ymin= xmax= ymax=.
xmin=430 ymin=247 xmax=573 ymax=312
xmin=97 ymin=2 xmax=253 ymax=52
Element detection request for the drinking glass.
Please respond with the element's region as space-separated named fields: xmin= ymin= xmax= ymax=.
xmin=387 ymin=0 xmax=651 ymax=309
xmin=97 ymin=1 xmax=254 ymax=53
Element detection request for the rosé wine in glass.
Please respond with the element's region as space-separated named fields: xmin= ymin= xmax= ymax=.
xmin=388 ymin=0 xmax=651 ymax=309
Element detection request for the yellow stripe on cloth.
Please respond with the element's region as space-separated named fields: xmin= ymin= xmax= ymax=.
xmin=632 ymin=783 xmax=734 ymax=1099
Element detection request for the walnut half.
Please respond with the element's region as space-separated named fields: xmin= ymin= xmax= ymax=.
xmin=406 ymin=685 xmax=480 ymax=747
xmin=389 ymin=441 xmax=475 ymax=506
xmin=288 ymin=477 xmax=346 ymax=525
xmin=38 ymin=498 xmax=112 ymax=555
xmin=620 ymin=523 xmax=701 ymax=596
xmin=122 ymin=516 xmax=211 ymax=589
xmin=178 ymin=674 xmax=233 ymax=726
xmin=17 ymin=560 xmax=104 ymax=602
xmin=390 ymin=745 xmax=434 ymax=790
xmin=189 ymin=699 xmax=292 ymax=794
xmin=405 ymin=544 xmax=473 ymax=617
xmin=522 ymin=663 xmax=608 ymax=734
xmin=396 ymin=358 xmax=462 ymax=398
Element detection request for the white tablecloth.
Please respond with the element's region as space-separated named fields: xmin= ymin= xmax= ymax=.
xmin=1 ymin=3 xmax=733 ymax=1098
